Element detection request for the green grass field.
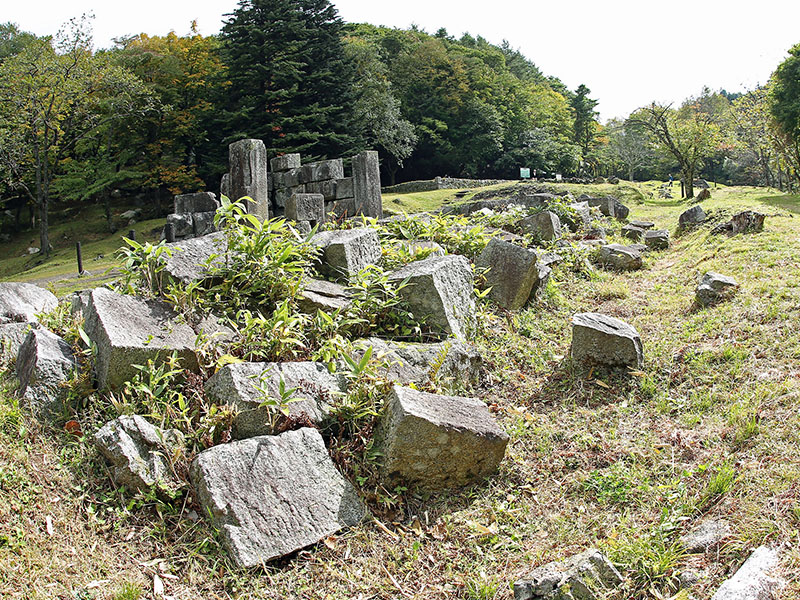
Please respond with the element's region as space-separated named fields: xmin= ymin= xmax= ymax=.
xmin=1 ymin=182 xmax=799 ymax=599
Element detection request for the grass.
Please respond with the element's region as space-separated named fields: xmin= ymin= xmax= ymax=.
xmin=2 ymin=181 xmax=800 ymax=598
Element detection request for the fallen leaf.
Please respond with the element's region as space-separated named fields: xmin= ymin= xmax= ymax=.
xmin=153 ymin=573 xmax=164 ymax=596
xmin=594 ymin=380 xmax=611 ymax=389
xmin=45 ymin=515 xmax=54 ymax=537
xmin=323 ymin=536 xmax=337 ymax=550
xmin=64 ymin=420 xmax=82 ymax=437
xmin=410 ymin=517 xmax=423 ymax=536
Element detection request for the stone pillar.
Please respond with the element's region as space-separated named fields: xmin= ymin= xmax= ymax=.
xmin=220 ymin=173 xmax=230 ymax=199
xmin=228 ymin=139 xmax=269 ymax=220
xmin=352 ymin=151 xmax=382 ymax=219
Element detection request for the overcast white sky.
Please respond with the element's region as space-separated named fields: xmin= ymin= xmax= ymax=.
xmin=5 ymin=0 xmax=800 ymax=121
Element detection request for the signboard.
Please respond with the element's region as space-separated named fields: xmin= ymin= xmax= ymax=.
xmin=519 ymin=167 xmax=531 ymax=179
xmin=555 ymin=173 xmax=563 ymax=181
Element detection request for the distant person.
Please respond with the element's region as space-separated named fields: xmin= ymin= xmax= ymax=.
xmin=669 ymin=174 xmax=674 ymax=187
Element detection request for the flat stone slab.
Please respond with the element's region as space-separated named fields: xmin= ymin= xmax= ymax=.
xmin=599 ymin=244 xmax=643 ymax=270
xmin=389 ymin=255 xmax=476 ymax=339
xmin=353 ymin=337 xmax=482 ymax=388
xmin=190 ymin=427 xmax=367 ymax=567
xmin=680 ymin=519 xmax=732 ymax=553
xmin=696 ymin=272 xmax=738 ymax=306
xmin=16 ymin=328 xmax=77 ymax=419
xmin=711 ymin=546 xmax=785 ymax=600
xmin=475 ymin=238 xmax=540 ymax=310
xmin=174 ymin=191 xmax=218 ymax=214
xmin=204 ymin=361 xmax=347 ymax=438
xmin=376 ymin=386 xmax=508 ymax=491
xmin=514 ymin=548 xmax=624 ymax=600
xmin=571 ymin=312 xmax=643 ymax=369
xmin=629 ymin=220 xmax=655 ymax=230
xmin=621 ymin=224 xmax=645 ymax=241
xmin=644 ymin=229 xmax=669 ymax=250
xmin=297 ymin=279 xmax=351 ymax=314
xmin=95 ymin=415 xmax=184 ymax=494
xmin=311 ymin=229 xmax=381 ymax=281
xmin=83 ymin=288 xmax=199 ymax=390
xmin=0 ymin=282 xmax=57 ymax=324
xmin=163 ymin=231 xmax=227 ymax=284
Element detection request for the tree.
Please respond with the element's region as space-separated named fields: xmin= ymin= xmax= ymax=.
xmin=220 ymin=0 xmax=358 ymax=159
xmin=729 ymin=88 xmax=777 ymax=187
xmin=0 ymin=22 xmax=38 ymax=62
xmin=570 ymin=84 xmax=599 ymax=157
xmin=0 ymin=17 xmax=151 ymax=255
xmin=770 ymin=42 xmax=800 ymax=187
xmin=607 ymin=119 xmax=655 ymax=181
xmin=631 ymin=100 xmax=720 ymax=198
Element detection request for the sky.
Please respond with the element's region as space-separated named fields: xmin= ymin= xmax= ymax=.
xmin=5 ymin=0 xmax=800 ymax=122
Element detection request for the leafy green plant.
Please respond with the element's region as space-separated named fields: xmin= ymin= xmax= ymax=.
xmin=252 ymin=372 xmax=300 ymax=431
xmin=227 ymin=302 xmax=309 ymax=362
xmin=116 ymin=238 xmax=174 ymax=296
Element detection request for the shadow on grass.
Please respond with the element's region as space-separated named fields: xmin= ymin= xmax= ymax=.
xmin=759 ymin=194 xmax=800 ymax=214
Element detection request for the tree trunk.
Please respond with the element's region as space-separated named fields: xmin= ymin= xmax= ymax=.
xmin=682 ymin=166 xmax=694 ymax=199
xmin=628 ymin=164 xmax=634 ymax=182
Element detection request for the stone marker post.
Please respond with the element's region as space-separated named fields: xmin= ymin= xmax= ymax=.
xmin=352 ymin=150 xmax=382 ymax=219
xmin=229 ymin=139 xmax=269 ymax=220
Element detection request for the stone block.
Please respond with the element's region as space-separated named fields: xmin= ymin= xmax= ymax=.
xmin=599 ymin=244 xmax=643 ymax=270
xmin=376 ymin=386 xmax=508 ymax=491
xmin=311 ymin=229 xmax=381 ymax=281
xmin=192 ymin=211 xmax=217 ymax=237
xmin=204 ymin=361 xmax=347 ymax=439
xmin=514 ymin=548 xmax=624 ymax=600
xmin=297 ymin=279 xmax=351 ymax=314
xmin=173 ymin=191 xmax=218 ymax=215
xmin=286 ymin=193 xmax=325 ymax=224
xmin=644 ymin=229 xmax=669 ymax=250
xmin=520 ymin=211 xmax=563 ymax=242
xmin=16 ymin=328 xmax=77 ymax=419
xmin=229 ymin=138 xmax=269 ymax=220
xmin=696 ymin=272 xmax=738 ymax=306
xmin=680 ymin=519 xmax=731 ymax=553
xmin=94 ymin=415 xmax=184 ymax=495
xmin=166 ymin=213 xmax=194 ymax=239
xmin=274 ymin=184 xmax=306 ymax=208
xmin=83 ymin=288 xmax=199 ymax=390
xmin=269 ymin=153 xmax=301 ymax=172
xmin=679 ymin=205 xmax=706 ymax=228
xmin=302 ymin=159 xmax=344 ymax=184
xmin=190 ymin=428 xmax=367 ymax=567
xmin=336 ymin=177 xmax=353 ymax=199
xmin=352 ymin=151 xmax=383 ymax=218
xmin=389 ymin=255 xmax=476 ymax=339
xmin=569 ymin=201 xmax=592 ymax=228
xmin=711 ymin=546 xmax=784 ymax=600
xmin=0 ymin=282 xmax=57 ymax=324
xmin=164 ymin=231 xmax=227 ymax=285
xmin=571 ymin=312 xmax=643 ymax=369
xmin=629 ymin=220 xmax=655 ymax=230
xmin=325 ymin=197 xmax=356 ymax=220
xmin=475 ymin=238 xmax=540 ymax=310
xmin=305 ymin=179 xmax=338 ymax=201
xmin=621 ymin=224 xmax=645 ymax=241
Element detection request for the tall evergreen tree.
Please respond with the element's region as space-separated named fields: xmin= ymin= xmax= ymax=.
xmin=571 ymin=83 xmax=599 ymax=156
xmin=220 ymin=0 xmax=358 ymax=160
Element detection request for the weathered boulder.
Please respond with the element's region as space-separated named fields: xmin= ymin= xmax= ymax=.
xmin=389 ymin=255 xmax=476 ymax=339
xmin=679 ymin=205 xmax=707 ymax=228
xmin=16 ymin=328 xmax=77 ymax=418
xmin=711 ymin=546 xmax=785 ymax=600
xmin=163 ymin=231 xmax=227 ymax=284
xmin=644 ymin=229 xmax=670 ymax=250
xmin=376 ymin=386 xmax=508 ymax=491
xmin=696 ymin=272 xmax=738 ymax=306
xmin=680 ymin=519 xmax=731 ymax=553
xmin=229 ymin=138 xmax=269 ymax=220
xmin=712 ymin=210 xmax=766 ymax=235
xmin=190 ymin=428 xmax=367 ymax=567
xmin=302 ymin=158 xmax=344 ymax=183
xmin=568 ymin=201 xmax=592 ymax=229
xmin=83 ymin=288 xmax=199 ymax=390
xmin=192 ymin=211 xmax=217 ymax=237
xmin=614 ymin=201 xmax=630 ymax=220
xmin=312 ymin=229 xmax=381 ymax=281
xmin=621 ymin=224 xmax=645 ymax=241
xmin=204 ymin=361 xmax=347 ymax=438
xmin=269 ymin=153 xmax=301 ymax=172
xmin=696 ymin=188 xmax=711 ymax=201
xmin=166 ymin=213 xmax=194 ymax=239
xmin=94 ymin=415 xmax=184 ymax=494
xmin=0 ymin=282 xmax=57 ymax=324
xmin=286 ymin=193 xmax=325 ymax=225
xmin=629 ymin=220 xmax=655 ymax=230
xmin=220 ymin=173 xmax=230 ymax=198
xmin=69 ymin=290 xmax=92 ymax=319
xmin=585 ymin=226 xmax=606 ymax=240
xmin=599 ymin=244 xmax=643 ymax=270
xmin=586 ymin=196 xmax=628 ymax=219
xmin=475 ymin=238 xmax=540 ymax=310
xmin=513 ymin=548 xmax=624 ymax=600
xmin=353 ymin=337 xmax=482 ymax=388
xmin=520 ymin=211 xmax=562 ymax=242
xmin=571 ymin=312 xmax=643 ymax=369
xmin=297 ymin=279 xmax=351 ymax=314
xmin=352 ymin=151 xmax=383 ymax=219
xmin=174 ymin=192 xmax=218 ymax=214
xmin=0 ymin=322 xmax=36 ymax=357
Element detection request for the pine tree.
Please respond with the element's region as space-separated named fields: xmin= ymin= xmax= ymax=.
xmin=571 ymin=83 xmax=599 ymax=156
xmin=220 ymin=0 xmax=358 ymax=160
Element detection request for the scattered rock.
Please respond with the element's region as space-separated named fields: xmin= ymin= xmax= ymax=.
xmin=389 ymin=255 xmax=476 ymax=339
xmin=568 ymin=201 xmax=592 ymax=229
xmin=286 ymin=193 xmax=325 ymax=225
xmin=571 ymin=312 xmax=644 ymax=369
xmin=712 ymin=210 xmax=766 ymax=235
xmin=270 ymin=153 xmax=301 ymax=172
xmin=94 ymin=415 xmax=184 ymax=494
xmin=621 ymin=224 xmax=645 ymax=241
xmin=520 ymin=211 xmax=563 ymax=241
xmin=629 ymin=220 xmax=655 ymax=230
xmin=585 ymin=226 xmax=606 ymax=240
xmin=711 ymin=546 xmax=785 ymax=600
xmin=163 ymin=231 xmax=227 ymax=284
xmin=353 ymin=337 xmax=482 ymax=388
xmin=297 ymin=279 xmax=351 ymax=314
xmin=608 ymin=176 xmax=620 ymax=184
xmin=513 ymin=548 xmax=624 ymax=600
xmin=0 ymin=282 xmax=57 ymax=324
xmin=173 ymin=192 xmax=218 ymax=214
xmin=696 ymin=188 xmax=711 ymax=202
xmin=680 ymin=519 xmax=732 ymax=553
xmin=0 ymin=322 xmax=36 ymax=357
xmin=192 ymin=211 xmax=218 ymax=237
xmin=352 ymin=151 xmax=383 ymax=219
xmin=83 ymin=288 xmax=199 ymax=390
xmin=696 ymin=272 xmax=739 ymax=306
xmin=166 ymin=213 xmax=194 ymax=239
xmin=190 ymin=428 xmax=367 ymax=567
xmin=599 ymin=244 xmax=643 ymax=270
xmin=312 ymin=229 xmax=381 ymax=281
xmin=16 ymin=328 xmax=77 ymax=419
xmin=376 ymin=386 xmax=509 ymax=491
xmin=644 ymin=229 xmax=670 ymax=250
xmin=475 ymin=238 xmax=541 ymax=310
xmin=204 ymin=361 xmax=347 ymax=438
xmin=679 ymin=205 xmax=707 ymax=229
